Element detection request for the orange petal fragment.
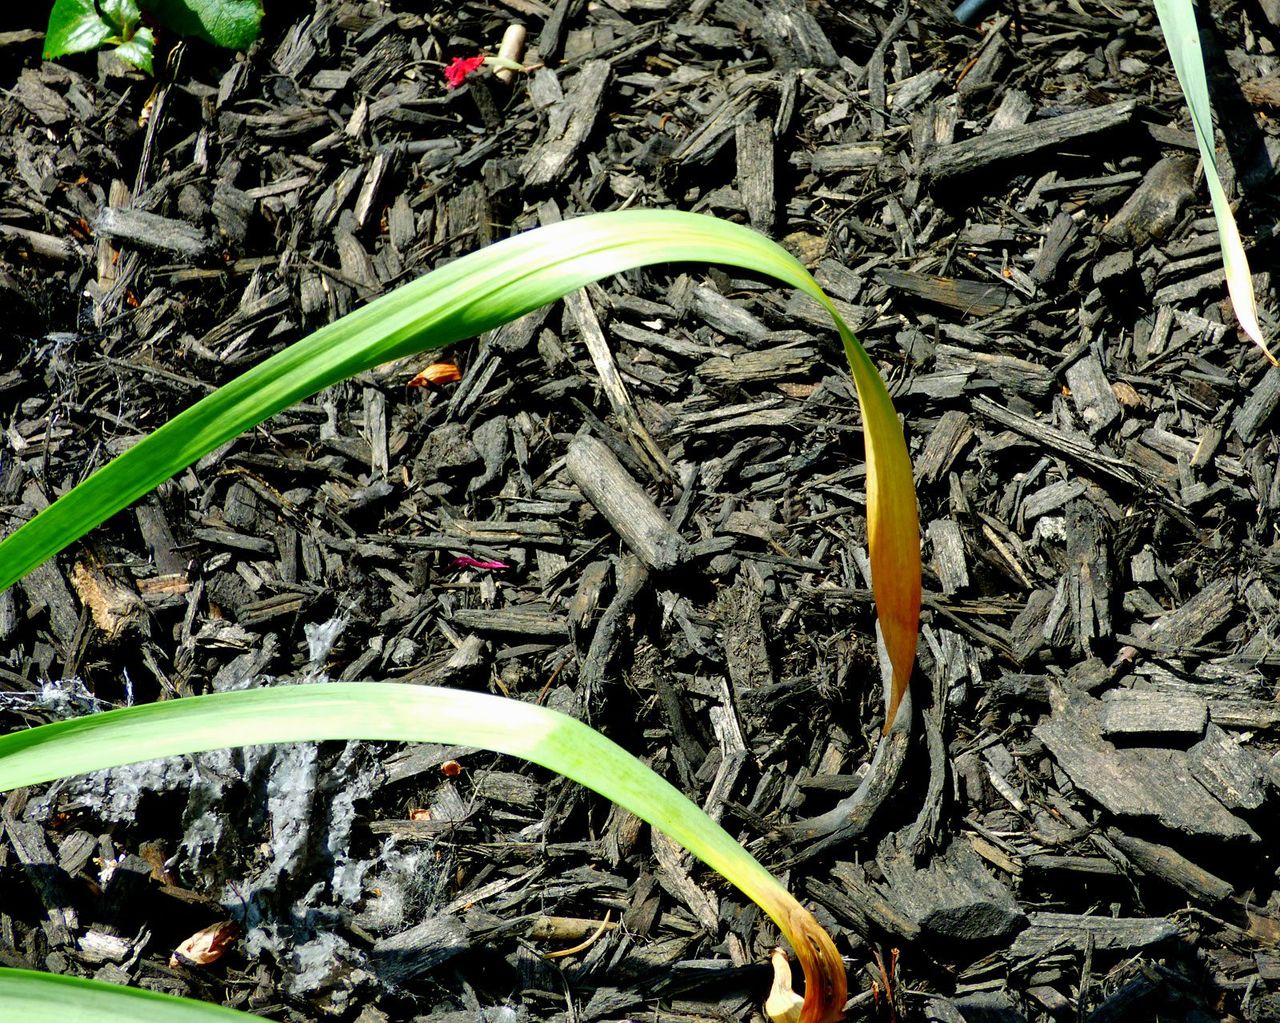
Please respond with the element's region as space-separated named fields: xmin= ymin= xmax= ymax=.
xmin=408 ymin=362 xmax=462 ymax=388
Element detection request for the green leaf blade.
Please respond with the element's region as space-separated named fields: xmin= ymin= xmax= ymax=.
xmin=0 ymin=968 xmax=263 ymax=1022
xmin=0 ymin=215 xmax=920 ymax=699
xmin=1153 ymin=0 xmax=1272 ymax=361
xmin=0 ymin=682 xmax=787 ymax=946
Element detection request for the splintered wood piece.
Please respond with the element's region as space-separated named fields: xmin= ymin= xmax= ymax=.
xmin=3 ymin=817 xmax=77 ymax=946
xmin=1065 ymin=353 xmax=1122 ymax=434
xmin=1141 ymin=576 xmax=1235 ymax=652
xmin=928 ymin=518 xmax=969 ymax=595
xmin=922 ymin=99 xmax=1137 ymax=179
xmin=817 ymin=863 xmax=922 ymax=942
xmin=1029 ymin=211 xmax=1079 ymax=284
xmin=1103 ymin=155 xmax=1196 ymax=246
xmin=877 ymin=268 xmax=1017 ymax=316
xmin=1231 ymin=365 xmax=1280 ymax=444
xmin=1104 ymin=829 xmax=1233 ymax=905
xmin=1009 ymin=912 xmax=1179 ymax=958
xmin=567 ymin=434 xmax=689 ymax=572
xmin=735 ymin=118 xmax=776 ymax=233
xmin=715 ymin=576 xmax=774 ymax=693
xmin=1189 ymin=723 xmax=1267 ymax=811
xmin=525 ymin=61 xmax=610 ymax=187
xmin=449 ymin=606 xmax=568 ymax=638
xmin=1101 ymin=690 xmax=1208 ymax=738
xmin=579 ymin=555 xmax=648 ymax=701
xmin=1064 ymin=500 xmax=1112 ymax=650
xmin=915 ymin=411 xmax=974 ymax=485
xmin=95 ymin=206 xmax=213 ymax=259
xmin=369 ymin=916 xmax=469 ymax=986
xmin=974 ymin=396 xmax=1141 ymax=487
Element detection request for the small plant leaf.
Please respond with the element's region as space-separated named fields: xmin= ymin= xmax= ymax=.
xmin=1153 ymin=0 xmax=1273 ymax=361
xmin=100 ymin=0 xmax=144 ymax=31
xmin=44 ymin=0 xmax=117 ymax=58
xmin=111 ymin=25 xmax=156 ymax=73
xmin=139 ymin=0 xmax=264 ymax=50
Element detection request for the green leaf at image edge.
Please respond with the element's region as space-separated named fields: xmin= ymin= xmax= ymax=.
xmin=44 ymin=0 xmax=116 ymax=58
xmin=1152 ymin=0 xmax=1273 ymax=361
xmin=139 ymin=0 xmax=264 ymax=50
xmin=0 ymin=682 xmax=845 ymax=1021
xmin=0 ymin=968 xmax=261 ymax=1022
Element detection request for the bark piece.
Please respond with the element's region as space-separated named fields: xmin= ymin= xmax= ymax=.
xmin=1100 ymin=690 xmax=1208 ymax=738
xmin=922 ymin=100 xmax=1136 ymax=179
xmin=1010 ymin=912 xmax=1179 ymax=958
xmin=567 ymin=434 xmax=690 ymax=572
xmin=1035 ymin=684 xmax=1258 ymax=843
xmin=1141 ymin=576 xmax=1235 ymax=652
xmin=1104 ymin=155 xmax=1197 ymax=246
xmin=95 ymin=206 xmax=214 ymax=259
xmin=735 ymin=119 xmax=775 ymax=233
xmin=1066 ymin=353 xmax=1122 ymax=434
xmin=1105 ymin=829 xmax=1233 ymax=905
xmin=928 ymin=518 xmax=969 ymax=595
xmin=525 ymin=61 xmax=610 ymax=188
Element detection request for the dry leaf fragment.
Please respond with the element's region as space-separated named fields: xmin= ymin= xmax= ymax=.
xmin=1111 ymin=380 xmax=1143 ymax=408
xmin=170 ymin=920 xmax=240 ymax=968
xmin=70 ymin=561 xmax=147 ymax=641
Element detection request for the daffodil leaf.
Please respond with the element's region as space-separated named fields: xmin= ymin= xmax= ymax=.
xmin=0 ymin=212 xmax=920 ymax=730
xmin=0 ymin=681 xmax=849 ymax=1023
xmin=1153 ymin=0 xmax=1273 ymax=361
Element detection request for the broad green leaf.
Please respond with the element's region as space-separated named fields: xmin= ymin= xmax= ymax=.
xmin=0 ymin=210 xmax=920 ymax=728
xmin=44 ymin=0 xmax=117 ymax=58
xmin=0 ymin=681 xmax=848 ymax=1023
xmin=0 ymin=968 xmax=261 ymax=1022
xmin=1153 ymin=0 xmax=1273 ymax=361
xmin=140 ymin=0 xmax=264 ymax=50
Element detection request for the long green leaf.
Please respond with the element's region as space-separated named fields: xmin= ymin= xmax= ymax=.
xmin=0 ymin=681 xmax=847 ymax=1022
xmin=0 ymin=968 xmax=262 ymax=1021
xmin=0 ymin=210 xmax=920 ymax=724
xmin=1153 ymin=0 xmax=1273 ymax=361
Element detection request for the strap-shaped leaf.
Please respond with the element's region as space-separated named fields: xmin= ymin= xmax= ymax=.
xmin=0 ymin=681 xmax=848 ymax=1023
xmin=1153 ymin=0 xmax=1273 ymax=361
xmin=0 ymin=968 xmax=260 ymax=1022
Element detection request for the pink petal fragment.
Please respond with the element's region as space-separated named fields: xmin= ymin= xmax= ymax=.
xmin=450 ymin=555 xmax=509 ymax=570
